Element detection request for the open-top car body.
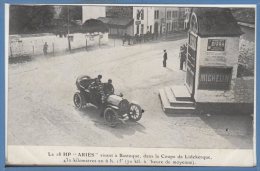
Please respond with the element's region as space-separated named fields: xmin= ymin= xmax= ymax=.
xmin=73 ymin=75 xmax=144 ymax=126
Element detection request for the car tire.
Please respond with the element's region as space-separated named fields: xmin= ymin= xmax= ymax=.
xmin=104 ymin=107 xmax=118 ymax=127
xmin=73 ymin=92 xmax=86 ymax=109
xmin=128 ymin=103 xmax=142 ymax=121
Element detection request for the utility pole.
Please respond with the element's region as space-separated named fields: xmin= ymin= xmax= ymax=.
xmin=67 ymin=6 xmax=71 ymax=53
xmin=165 ymin=7 xmax=167 ymax=39
xmin=147 ymin=7 xmax=148 ymax=34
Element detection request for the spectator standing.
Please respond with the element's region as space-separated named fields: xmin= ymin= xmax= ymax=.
xmin=179 ymin=44 xmax=187 ymax=70
xmin=163 ymin=49 xmax=167 ymax=67
xmin=43 ymin=42 xmax=48 ymax=56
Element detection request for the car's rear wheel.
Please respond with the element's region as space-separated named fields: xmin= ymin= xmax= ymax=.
xmin=128 ymin=104 xmax=142 ymax=121
xmin=104 ymin=107 xmax=118 ymax=127
xmin=73 ymin=92 xmax=85 ymax=109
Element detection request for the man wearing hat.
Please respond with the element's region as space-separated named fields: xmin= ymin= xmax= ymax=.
xmin=104 ymin=79 xmax=114 ymax=95
xmin=163 ymin=49 xmax=167 ymax=67
xmin=179 ymin=44 xmax=187 ymax=70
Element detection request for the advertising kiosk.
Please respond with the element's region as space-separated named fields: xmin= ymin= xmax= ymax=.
xmin=159 ymin=8 xmax=254 ymax=114
xmin=186 ymin=8 xmax=243 ymax=103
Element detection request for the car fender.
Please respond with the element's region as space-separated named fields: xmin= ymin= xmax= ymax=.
xmin=106 ymin=104 xmax=119 ymax=110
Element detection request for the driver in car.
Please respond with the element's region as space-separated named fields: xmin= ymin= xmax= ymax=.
xmin=103 ymin=79 xmax=114 ymax=96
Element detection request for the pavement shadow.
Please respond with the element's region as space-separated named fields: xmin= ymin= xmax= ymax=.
xmin=9 ymin=55 xmax=32 ymax=64
xmin=164 ymin=110 xmax=253 ymax=148
xmin=77 ymin=105 xmax=146 ymax=139
xmin=164 ymin=113 xmax=199 ymax=118
xmin=96 ymin=121 xmax=146 ymax=139
xmin=196 ymin=106 xmax=254 ymax=149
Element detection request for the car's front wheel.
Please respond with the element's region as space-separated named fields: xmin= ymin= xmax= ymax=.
xmin=128 ymin=104 xmax=142 ymax=121
xmin=104 ymin=107 xmax=119 ymax=127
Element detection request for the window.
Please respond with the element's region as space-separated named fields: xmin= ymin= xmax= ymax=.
xmin=137 ymin=10 xmax=140 ymax=20
xmin=136 ymin=25 xmax=139 ymax=34
xmin=137 ymin=9 xmax=144 ymax=20
xmin=141 ymin=9 xmax=144 ymax=20
xmin=174 ymin=21 xmax=178 ymax=31
xmin=167 ymin=11 xmax=171 ymax=19
xmin=181 ymin=11 xmax=185 ymax=18
xmin=179 ymin=21 xmax=184 ymax=29
xmin=154 ymin=10 xmax=159 ymax=19
xmin=141 ymin=24 xmax=144 ymax=34
xmin=166 ymin=23 xmax=170 ymax=32
xmin=172 ymin=11 xmax=178 ymax=18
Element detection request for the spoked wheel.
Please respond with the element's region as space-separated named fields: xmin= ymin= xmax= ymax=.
xmin=128 ymin=104 xmax=142 ymax=121
xmin=73 ymin=92 xmax=85 ymax=109
xmin=104 ymin=107 xmax=119 ymax=127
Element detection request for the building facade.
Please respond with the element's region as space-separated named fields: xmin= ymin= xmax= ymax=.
xmin=82 ymin=6 xmax=187 ymax=37
xmin=133 ymin=7 xmax=155 ymax=36
xmin=103 ymin=6 xmax=134 ymax=37
xmin=82 ymin=6 xmax=106 ymax=23
xmin=153 ymin=7 xmax=187 ymax=36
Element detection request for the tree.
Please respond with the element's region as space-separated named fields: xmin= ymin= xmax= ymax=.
xmin=9 ymin=5 xmax=55 ymax=34
xmin=231 ymin=8 xmax=255 ymax=24
xmin=59 ymin=6 xmax=82 ymax=21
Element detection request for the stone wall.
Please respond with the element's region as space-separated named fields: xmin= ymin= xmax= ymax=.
xmin=238 ymin=39 xmax=255 ymax=77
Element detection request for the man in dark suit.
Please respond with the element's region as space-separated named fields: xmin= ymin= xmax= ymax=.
xmin=179 ymin=44 xmax=187 ymax=70
xmin=104 ymin=79 xmax=114 ymax=95
xmin=163 ymin=49 xmax=167 ymax=67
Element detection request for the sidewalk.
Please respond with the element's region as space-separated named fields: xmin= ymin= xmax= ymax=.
xmin=108 ymin=30 xmax=188 ymax=48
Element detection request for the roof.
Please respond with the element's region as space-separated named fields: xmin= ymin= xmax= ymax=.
xmin=193 ymin=8 xmax=244 ymax=37
xmin=97 ymin=17 xmax=134 ymax=28
xmin=82 ymin=19 xmax=108 ymax=33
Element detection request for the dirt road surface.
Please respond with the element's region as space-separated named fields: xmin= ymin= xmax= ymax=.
xmin=7 ymin=39 xmax=253 ymax=149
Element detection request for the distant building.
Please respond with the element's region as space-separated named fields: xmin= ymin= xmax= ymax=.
xmin=100 ymin=6 xmax=155 ymax=37
xmin=101 ymin=6 xmax=134 ymax=37
xmin=165 ymin=7 xmax=180 ymax=33
xmin=82 ymin=6 xmax=187 ymax=37
xmin=133 ymin=7 xmax=155 ymax=35
xmin=154 ymin=7 xmax=186 ymax=36
xmin=98 ymin=17 xmax=134 ymax=36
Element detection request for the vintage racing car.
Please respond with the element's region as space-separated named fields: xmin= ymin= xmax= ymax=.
xmin=73 ymin=75 xmax=144 ymax=126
